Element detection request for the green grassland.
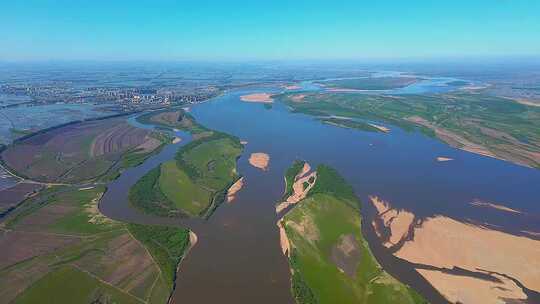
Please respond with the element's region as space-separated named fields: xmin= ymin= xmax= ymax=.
xmin=280 ymin=91 xmax=540 ymax=168
xmin=281 ymin=164 xmax=426 ymax=304
xmin=130 ymin=132 xmax=243 ymax=218
xmin=1 ymin=186 xmax=191 ymax=304
xmin=317 ymin=77 xmax=418 ymax=90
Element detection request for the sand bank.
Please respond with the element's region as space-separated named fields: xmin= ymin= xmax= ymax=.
xmin=276 ymin=163 xmax=317 ymax=214
xmin=240 ymin=93 xmax=273 ymax=103
xmin=417 ymin=269 xmax=526 ymax=304
xmin=240 ymin=140 xmax=248 ymax=145
xmin=172 ymin=137 xmax=182 ymax=144
xmin=370 ymin=196 xmax=414 ymax=247
xmin=436 ymin=157 xmax=453 ymax=162
xmin=470 ymin=199 xmax=522 ymax=214
xmin=248 ymin=153 xmax=270 ymax=170
xmin=370 ymin=197 xmax=540 ymax=303
xmin=277 ymin=220 xmax=290 ymax=257
xmin=368 ymin=123 xmax=390 ymax=133
xmin=226 ymin=177 xmax=244 ymax=203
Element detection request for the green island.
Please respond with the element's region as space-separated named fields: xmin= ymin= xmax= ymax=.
xmin=279 ymin=164 xmax=427 ymax=304
xmin=0 ymin=186 xmax=191 ymax=304
xmin=317 ymin=77 xmax=418 ymax=91
xmin=279 ymin=91 xmax=540 ymax=168
xmin=129 ymin=131 xmax=243 ymax=218
xmin=136 ymin=108 xmax=211 ymax=138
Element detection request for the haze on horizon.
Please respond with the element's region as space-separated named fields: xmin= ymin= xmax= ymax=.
xmin=1 ymin=0 xmax=539 ymax=62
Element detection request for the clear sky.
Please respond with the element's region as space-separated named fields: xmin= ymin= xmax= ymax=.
xmin=1 ymin=0 xmax=539 ymax=61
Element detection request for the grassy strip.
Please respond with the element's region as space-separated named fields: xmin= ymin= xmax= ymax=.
xmin=320 ymin=118 xmax=382 ymax=133
xmin=282 ymin=160 xmax=306 ymax=200
xmin=127 ymin=224 xmax=190 ymax=288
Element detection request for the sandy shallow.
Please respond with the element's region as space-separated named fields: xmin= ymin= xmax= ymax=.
xmin=370 ymin=197 xmax=540 ymax=303
xmin=248 ymin=153 xmax=270 ymax=170
xmin=226 ymin=177 xmax=244 ymax=203
xmin=172 ymin=137 xmax=182 ymax=144
xmin=277 ymin=220 xmax=291 ymax=257
xmin=240 ymin=93 xmax=274 ymax=103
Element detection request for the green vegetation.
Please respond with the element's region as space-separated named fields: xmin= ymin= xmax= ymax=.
xmin=1 ymin=185 xmax=191 ymax=304
xmin=137 ymin=108 xmax=209 ymax=135
xmin=317 ymin=77 xmax=418 ymax=90
xmin=283 ymin=160 xmax=306 ymax=200
xmin=14 ymin=265 xmax=143 ymax=304
xmin=280 ymin=91 xmax=540 ymax=168
xmin=127 ymin=224 xmax=191 ymax=288
xmin=320 ymin=117 xmax=382 ymax=133
xmin=130 ymin=132 xmax=243 ymax=218
xmin=280 ymin=163 xmax=427 ymax=304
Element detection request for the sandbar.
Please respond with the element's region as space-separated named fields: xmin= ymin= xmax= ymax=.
xmin=284 ymin=85 xmax=301 ymax=90
xmin=276 ymin=163 xmax=317 ymax=214
xmin=172 ymin=137 xmax=182 ymax=144
xmin=370 ymin=197 xmax=540 ymax=303
xmin=436 ymin=157 xmax=453 ymax=162
xmin=226 ymin=177 xmax=244 ymax=203
xmin=470 ymin=199 xmax=522 ymax=214
xmin=240 ymin=93 xmax=273 ymax=103
xmin=248 ymin=153 xmax=270 ymax=170
xmin=368 ymin=123 xmax=390 ymax=133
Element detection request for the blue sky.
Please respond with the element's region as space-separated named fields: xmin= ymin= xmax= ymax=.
xmin=1 ymin=0 xmax=539 ymax=61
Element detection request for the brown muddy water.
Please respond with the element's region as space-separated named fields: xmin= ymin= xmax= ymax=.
xmin=100 ymin=88 xmax=540 ymax=304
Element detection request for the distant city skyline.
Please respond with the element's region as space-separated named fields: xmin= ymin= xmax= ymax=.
xmin=2 ymin=0 xmax=540 ymax=61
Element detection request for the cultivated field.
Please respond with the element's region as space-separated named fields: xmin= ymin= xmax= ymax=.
xmin=1 ymin=118 xmax=166 ymax=183
xmin=0 ymin=186 xmax=190 ymax=304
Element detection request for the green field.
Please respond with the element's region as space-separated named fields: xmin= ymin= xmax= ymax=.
xmin=1 ymin=186 xmax=191 ymax=304
xmin=317 ymin=77 xmax=418 ymax=90
xmin=14 ymin=265 xmax=143 ymax=304
xmin=281 ymin=164 xmax=427 ymax=304
xmin=279 ymin=91 xmax=540 ymax=168
xmin=130 ymin=132 xmax=243 ymax=218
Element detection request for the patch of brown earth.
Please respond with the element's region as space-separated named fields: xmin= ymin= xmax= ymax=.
xmin=240 ymin=93 xmax=273 ymax=103
xmin=248 ymin=152 xmax=270 ymax=171
xmin=226 ymin=177 xmax=244 ymax=203
xmin=0 ymin=231 xmax=80 ymax=268
xmin=0 ymin=183 xmax=42 ymax=214
xmin=136 ymin=135 xmax=162 ymax=152
xmin=330 ymin=234 xmax=361 ymax=277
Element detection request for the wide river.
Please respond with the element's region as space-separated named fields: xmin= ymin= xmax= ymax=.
xmin=100 ymin=86 xmax=540 ymax=304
